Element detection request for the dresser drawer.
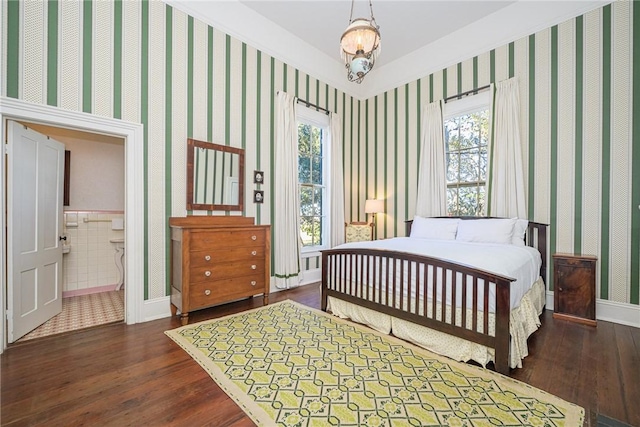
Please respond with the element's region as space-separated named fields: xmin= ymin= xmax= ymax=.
xmin=189 ymin=275 xmax=265 ymax=309
xmin=190 ymin=247 xmax=264 ymax=267
xmin=190 ymin=259 xmax=265 ymax=283
xmin=190 ymin=229 xmax=265 ymax=251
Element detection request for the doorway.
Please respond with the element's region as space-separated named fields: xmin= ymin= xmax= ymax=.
xmin=0 ymin=97 xmax=145 ymax=351
xmin=16 ymin=123 xmax=126 ymax=341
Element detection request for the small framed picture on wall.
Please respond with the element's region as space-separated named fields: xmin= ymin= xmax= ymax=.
xmin=253 ymin=190 xmax=264 ymax=204
xmin=253 ymin=170 xmax=264 ymax=184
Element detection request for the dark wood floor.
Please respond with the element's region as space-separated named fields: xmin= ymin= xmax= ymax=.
xmin=2 ymin=283 xmax=638 ymax=427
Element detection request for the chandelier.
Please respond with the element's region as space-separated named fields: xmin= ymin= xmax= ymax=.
xmin=340 ymin=0 xmax=381 ymax=84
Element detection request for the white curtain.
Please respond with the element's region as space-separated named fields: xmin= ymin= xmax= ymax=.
xmin=489 ymin=78 xmax=526 ymax=218
xmin=329 ymin=113 xmax=345 ymax=247
xmin=415 ymin=100 xmax=447 ymax=217
xmin=273 ymin=91 xmax=301 ymax=289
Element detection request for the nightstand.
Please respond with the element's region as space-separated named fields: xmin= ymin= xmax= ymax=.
xmin=552 ymin=253 xmax=597 ymax=326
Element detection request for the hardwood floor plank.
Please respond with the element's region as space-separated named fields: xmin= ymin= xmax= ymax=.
xmin=2 ymin=284 xmax=637 ymax=427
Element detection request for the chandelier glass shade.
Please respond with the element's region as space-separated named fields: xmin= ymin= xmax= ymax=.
xmin=340 ymin=1 xmax=381 ymax=84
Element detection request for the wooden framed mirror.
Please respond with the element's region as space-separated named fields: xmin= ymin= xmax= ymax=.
xmin=186 ymin=138 xmax=244 ymax=211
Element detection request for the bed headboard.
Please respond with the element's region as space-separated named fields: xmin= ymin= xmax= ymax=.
xmin=404 ymin=217 xmax=548 ymax=284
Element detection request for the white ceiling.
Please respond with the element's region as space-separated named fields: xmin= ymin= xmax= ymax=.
xmin=168 ymin=0 xmax=611 ymax=100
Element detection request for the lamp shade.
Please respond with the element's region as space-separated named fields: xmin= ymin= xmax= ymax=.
xmin=364 ymin=199 xmax=384 ymax=214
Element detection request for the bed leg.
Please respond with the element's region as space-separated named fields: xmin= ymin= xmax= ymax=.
xmin=495 ymin=354 xmax=510 ymax=375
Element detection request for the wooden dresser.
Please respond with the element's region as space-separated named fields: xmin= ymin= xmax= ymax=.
xmin=552 ymin=253 xmax=597 ymax=326
xmin=169 ymin=216 xmax=270 ymax=325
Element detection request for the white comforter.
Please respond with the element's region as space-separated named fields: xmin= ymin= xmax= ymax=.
xmin=333 ymin=237 xmax=542 ymax=311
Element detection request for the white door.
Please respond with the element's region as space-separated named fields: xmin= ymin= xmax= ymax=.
xmin=7 ymin=121 xmax=65 ymax=342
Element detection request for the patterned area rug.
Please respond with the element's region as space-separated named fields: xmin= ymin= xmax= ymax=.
xmin=165 ymin=300 xmax=584 ymax=427
xmin=18 ymin=290 xmax=124 ymax=342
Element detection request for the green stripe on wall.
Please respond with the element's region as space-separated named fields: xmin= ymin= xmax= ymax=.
xmin=357 ymin=98 xmax=361 ymax=222
xmin=141 ymin=0 xmax=149 ymax=299
xmin=416 ymin=78 xmax=421 ymax=186
xmin=473 ymin=57 xmax=478 ymax=89
xmin=82 ymin=0 xmax=92 ymax=113
xmin=241 ymin=42 xmax=247 ymax=151
xmin=405 ymin=84 xmax=410 ymax=221
xmin=600 ymin=4 xmax=611 ymax=300
xmin=528 ymin=34 xmax=536 ymax=220
xmin=457 ymin=62 xmax=462 ymax=94
xmin=383 ymin=92 xmax=388 ymax=238
xmin=207 ymin=27 xmax=213 ymax=142
xmin=365 ymin=99 xmax=369 ymax=205
xmin=6 ymin=0 xmax=19 ymax=98
xmin=187 ymin=16 xmax=194 ymax=138
xmin=549 ymin=25 xmax=559 ymax=291
xmin=393 ymin=88 xmax=398 ymax=236
xmin=113 ymin=0 xmax=122 ymax=118
xmin=631 ymin=0 xmax=640 ymax=304
xmin=442 ymin=68 xmax=448 ymax=99
xmin=574 ymin=16 xmax=584 ymax=254
xmin=490 ymin=49 xmax=496 ymax=83
xmin=509 ymin=42 xmax=515 ymax=78
xmin=47 ymin=0 xmax=59 ymax=106
xmin=269 ymin=57 xmax=275 ymax=272
xmin=225 ymin=34 xmax=231 ymax=145
xmin=165 ymin=5 xmax=173 ymax=296
xmin=256 ymin=50 xmax=262 ymax=224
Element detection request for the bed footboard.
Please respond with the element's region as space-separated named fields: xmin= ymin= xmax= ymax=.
xmin=321 ymin=248 xmax=515 ymax=375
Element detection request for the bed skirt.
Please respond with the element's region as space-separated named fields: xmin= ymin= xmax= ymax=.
xmin=327 ymin=277 xmax=546 ymax=369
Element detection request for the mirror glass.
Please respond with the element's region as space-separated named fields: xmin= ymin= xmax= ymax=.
xmin=187 ymin=139 xmax=244 ymax=211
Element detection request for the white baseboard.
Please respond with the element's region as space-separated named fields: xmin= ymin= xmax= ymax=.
xmin=142 ymin=296 xmax=172 ymax=322
xmin=143 ymin=271 xmax=323 ymax=321
xmin=545 ymin=291 xmax=640 ymax=328
xmin=270 ymin=269 xmax=321 ymax=294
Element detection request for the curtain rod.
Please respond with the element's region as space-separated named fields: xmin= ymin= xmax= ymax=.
xmin=296 ymin=97 xmax=331 ymax=115
xmin=444 ymin=84 xmax=491 ymax=103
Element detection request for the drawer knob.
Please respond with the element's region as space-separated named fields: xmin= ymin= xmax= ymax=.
xmin=204 ymin=289 xmax=211 ymax=296
xmin=251 ymin=265 xmax=257 ymax=270
xmin=204 ymin=255 xmax=211 ymax=261
xmin=251 ymin=281 xmax=257 ymax=286
xmin=251 ymin=235 xmax=257 ymax=241
xmin=205 ymin=271 xmax=211 ymax=277
xmin=251 ymin=250 xmax=257 ymax=256
xmin=558 ymin=287 xmax=563 ymax=292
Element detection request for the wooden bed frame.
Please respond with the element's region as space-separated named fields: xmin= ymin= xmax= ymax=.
xmin=321 ymin=217 xmax=548 ymax=375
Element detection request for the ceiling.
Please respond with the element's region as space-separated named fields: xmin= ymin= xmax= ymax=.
xmin=168 ymin=0 xmax=611 ymax=99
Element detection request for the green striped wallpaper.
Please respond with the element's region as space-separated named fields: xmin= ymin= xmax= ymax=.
xmin=2 ymin=1 xmax=639 ymax=306
xmin=2 ymin=0 xmax=356 ymax=299
xmin=355 ymin=2 xmax=639 ymax=305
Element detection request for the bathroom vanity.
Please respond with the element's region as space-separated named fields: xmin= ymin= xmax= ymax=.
xmin=169 ymin=216 xmax=270 ymax=325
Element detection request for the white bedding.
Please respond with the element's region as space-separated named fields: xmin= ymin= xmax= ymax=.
xmin=334 ymin=237 xmax=542 ymax=311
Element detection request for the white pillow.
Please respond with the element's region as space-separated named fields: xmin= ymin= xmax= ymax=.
xmin=410 ymin=216 xmax=460 ymax=240
xmin=455 ymin=218 xmax=516 ymax=245
xmin=511 ymin=218 xmax=529 ymax=246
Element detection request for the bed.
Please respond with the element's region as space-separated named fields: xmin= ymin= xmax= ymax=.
xmin=321 ymin=216 xmax=548 ymax=375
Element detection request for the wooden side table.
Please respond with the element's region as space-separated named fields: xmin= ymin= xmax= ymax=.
xmin=552 ymin=253 xmax=597 ymax=326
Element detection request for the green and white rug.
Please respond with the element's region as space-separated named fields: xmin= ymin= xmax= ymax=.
xmin=165 ymin=300 xmax=584 ymax=426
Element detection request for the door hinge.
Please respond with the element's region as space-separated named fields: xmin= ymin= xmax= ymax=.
xmin=4 ymin=144 xmax=9 ymax=155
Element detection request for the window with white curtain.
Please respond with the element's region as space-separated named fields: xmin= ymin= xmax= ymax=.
xmin=443 ymin=91 xmax=491 ymax=216
xmin=297 ymin=106 xmax=330 ymax=252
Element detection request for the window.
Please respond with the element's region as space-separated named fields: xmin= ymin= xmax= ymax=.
xmin=444 ymin=92 xmax=491 ymax=216
xmin=297 ymin=107 xmax=329 ymax=251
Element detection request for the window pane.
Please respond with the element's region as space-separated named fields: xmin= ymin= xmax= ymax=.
xmin=299 ymin=156 xmax=311 ymax=183
xmin=446 ymin=152 xmax=459 ymax=183
xmin=300 ymin=186 xmax=313 ymax=216
xmin=313 ymin=187 xmax=323 ymax=216
xmin=300 ymin=216 xmax=314 ymax=246
xmin=310 ymin=127 xmax=321 ymax=155
xmin=298 ymin=124 xmax=311 ymax=154
xmin=312 ymin=156 xmax=322 ymax=185
xmin=447 ymin=188 xmax=458 ymax=216
xmin=459 ymin=149 xmax=480 ymax=183
xmin=458 ymin=186 xmax=479 ymax=216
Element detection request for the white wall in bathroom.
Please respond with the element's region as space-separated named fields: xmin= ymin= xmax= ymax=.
xmin=25 ymin=123 xmax=125 ymax=211
xmin=63 ymin=211 xmax=125 ymax=294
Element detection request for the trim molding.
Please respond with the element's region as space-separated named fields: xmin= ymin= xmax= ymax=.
xmin=545 ymin=291 xmax=640 ymax=328
xmin=0 ymin=97 xmax=145 ymax=352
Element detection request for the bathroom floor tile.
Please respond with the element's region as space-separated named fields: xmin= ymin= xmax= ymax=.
xmin=17 ymin=290 xmax=124 ymax=342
